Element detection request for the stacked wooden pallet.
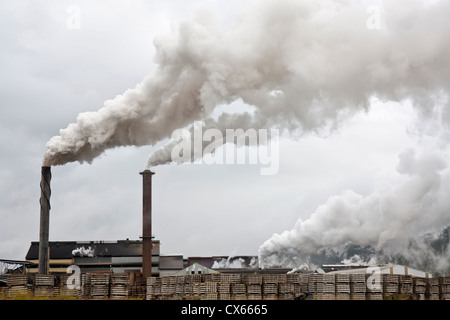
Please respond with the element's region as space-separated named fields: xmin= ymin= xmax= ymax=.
xmin=247 ymin=284 xmax=261 ymax=295
xmin=34 ymin=274 xmax=56 ymax=298
xmin=147 ymin=273 xmax=302 ymax=300
xmin=319 ymin=274 xmax=336 ymax=300
xmin=299 ymin=274 xmax=309 ymax=293
xmin=110 ymin=274 xmax=130 ymax=300
xmin=175 ymin=283 xmax=184 ymax=295
xmin=413 ymin=277 xmax=427 ymax=299
xmin=247 ymin=274 xmax=263 ymax=285
xmin=80 ymin=273 xmax=91 ymax=298
xmin=199 ymin=273 xmax=215 ymax=282
xmin=6 ymin=274 xmax=31 ymax=298
xmin=6 ymin=274 xmax=28 ymax=286
xmin=231 ymin=283 xmax=247 ymax=294
xmin=383 ymin=274 xmax=399 ymax=295
xmin=246 ymin=274 xmax=262 ymax=300
xmin=59 ymin=274 xmax=81 ymax=298
xmin=307 ymin=273 xmax=320 ymax=294
xmin=82 ymin=273 xmax=111 ymax=299
xmin=399 ymin=275 xmax=413 ymax=295
xmin=145 ymin=276 xmax=160 ymax=300
xmin=35 ymin=274 xmax=55 ymax=286
xmin=278 ymin=282 xmax=295 ymax=300
xmin=218 ymin=282 xmax=231 ymax=294
xmin=288 ymin=273 xmax=302 ymax=299
xmin=203 ymin=282 xmax=218 ymax=294
xmin=262 ymin=274 xmax=279 ymax=300
xmin=365 ymin=271 xmax=383 ymax=300
xmin=350 ymin=274 xmax=366 ymax=300
xmin=306 ymin=273 xmax=334 ymax=300
xmin=144 ymin=273 xmax=450 ymax=301
xmin=439 ymin=277 xmax=450 ymax=300
xmin=425 ymin=278 xmax=439 ymax=300
xmin=221 ymin=273 xmax=241 ymax=283
xmin=335 ymin=273 xmax=350 ymax=300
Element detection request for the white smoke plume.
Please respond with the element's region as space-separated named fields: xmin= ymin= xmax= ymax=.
xmin=258 ymin=147 xmax=450 ymax=271
xmin=43 ymin=0 xmax=450 ymax=167
xmin=212 ymin=256 xmax=259 ymax=269
xmin=72 ymin=246 xmax=95 ymax=257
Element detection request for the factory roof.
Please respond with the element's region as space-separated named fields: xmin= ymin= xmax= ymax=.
xmin=25 ymin=239 xmax=160 ymax=260
xmin=325 ymin=264 xmax=433 ymax=278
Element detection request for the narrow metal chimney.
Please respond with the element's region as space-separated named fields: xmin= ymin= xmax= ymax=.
xmin=140 ymin=169 xmax=155 ymax=279
xmin=38 ymin=166 xmax=51 ymax=274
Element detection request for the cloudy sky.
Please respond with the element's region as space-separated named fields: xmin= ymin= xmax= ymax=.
xmin=1 ymin=0 xmax=449 ymax=266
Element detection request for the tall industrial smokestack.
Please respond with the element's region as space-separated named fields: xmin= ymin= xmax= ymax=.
xmin=38 ymin=166 xmax=51 ymax=274
xmin=140 ymin=169 xmax=155 ymax=279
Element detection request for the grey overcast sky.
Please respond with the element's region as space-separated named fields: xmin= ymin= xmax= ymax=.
xmin=1 ymin=0 xmax=449 ymax=267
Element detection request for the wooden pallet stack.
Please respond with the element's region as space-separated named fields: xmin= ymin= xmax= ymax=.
xmin=307 ymin=273 xmax=321 ymax=297
xmin=175 ymin=275 xmax=185 ymax=298
xmin=34 ymin=274 xmax=57 ymax=298
xmin=6 ymin=274 xmax=31 ymax=298
xmin=80 ymin=273 xmax=91 ymax=299
xmin=335 ymin=274 xmax=350 ymax=300
xmin=202 ymin=282 xmax=218 ymax=300
xmin=160 ymin=276 xmax=175 ymax=297
xmin=59 ymin=274 xmax=81 ymax=298
xmin=399 ymin=275 xmax=413 ymax=295
xmin=413 ymin=277 xmax=427 ymax=300
xmin=83 ymin=273 xmax=110 ymax=300
xmin=382 ymin=274 xmax=400 ymax=297
xmin=7 ymin=271 xmax=450 ymax=300
xmin=110 ymin=274 xmax=130 ymax=300
xmin=307 ymin=274 xmax=332 ymax=300
xmin=299 ymin=274 xmax=309 ymax=293
xmin=439 ymin=277 xmax=450 ymax=300
xmin=231 ymin=283 xmax=247 ymax=300
xmin=350 ymin=274 xmax=366 ymax=300
xmin=323 ymin=273 xmax=336 ymax=300
xmin=262 ymin=274 xmax=278 ymax=300
xmin=221 ymin=273 xmax=240 ymax=283
xmin=218 ymin=282 xmax=231 ymax=300
xmin=246 ymin=274 xmax=262 ymax=300
xmin=144 ymin=273 xmax=450 ymax=301
xmin=287 ymin=273 xmax=301 ymax=297
xmin=365 ymin=272 xmax=383 ymax=300
xmin=425 ymin=278 xmax=440 ymax=300
xmin=315 ymin=273 xmax=335 ymax=300
xmin=147 ymin=273 xmax=302 ymax=300
xmin=146 ymin=276 xmax=162 ymax=300
xmin=278 ymin=282 xmax=294 ymax=300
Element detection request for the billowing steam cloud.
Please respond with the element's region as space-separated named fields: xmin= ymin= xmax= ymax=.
xmin=258 ymin=148 xmax=450 ymax=272
xmin=43 ymin=0 xmax=450 ymax=167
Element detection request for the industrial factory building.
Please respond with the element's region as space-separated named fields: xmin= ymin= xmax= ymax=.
xmin=25 ymin=239 xmax=172 ymax=276
xmin=2 ymin=239 xmax=448 ymax=301
xmin=24 ymin=239 xmax=292 ymax=277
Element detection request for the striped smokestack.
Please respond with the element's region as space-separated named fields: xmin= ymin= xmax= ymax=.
xmin=38 ymin=166 xmax=51 ymax=274
xmin=140 ymin=169 xmax=155 ymax=279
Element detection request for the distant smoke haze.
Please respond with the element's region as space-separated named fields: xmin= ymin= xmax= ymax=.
xmin=258 ymin=148 xmax=450 ymax=273
xmin=212 ymin=256 xmax=259 ymax=269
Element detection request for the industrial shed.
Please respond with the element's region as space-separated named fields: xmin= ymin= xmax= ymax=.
xmin=325 ymin=264 xmax=433 ymax=278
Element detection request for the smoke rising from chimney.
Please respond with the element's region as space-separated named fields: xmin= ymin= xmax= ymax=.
xmin=43 ymin=0 xmax=450 ymax=168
